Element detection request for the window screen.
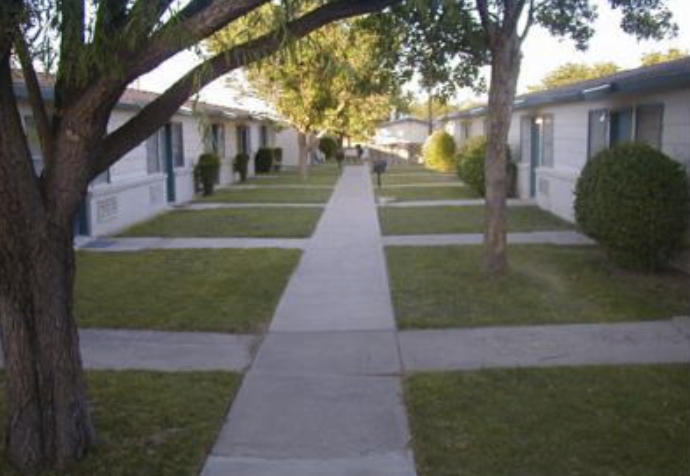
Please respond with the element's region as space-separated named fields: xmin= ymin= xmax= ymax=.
xmin=146 ymin=130 xmax=162 ymax=174
xmin=587 ymin=109 xmax=608 ymax=159
xmin=542 ymin=115 xmax=554 ymax=167
xmin=519 ymin=116 xmax=531 ymax=164
xmin=171 ymin=122 xmax=184 ymax=167
xmin=635 ymin=104 xmax=663 ymax=149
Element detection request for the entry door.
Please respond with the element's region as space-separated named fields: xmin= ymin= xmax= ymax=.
xmin=73 ymin=201 xmax=89 ymax=236
xmin=529 ymin=119 xmax=543 ymax=197
xmin=163 ymin=124 xmax=175 ymax=203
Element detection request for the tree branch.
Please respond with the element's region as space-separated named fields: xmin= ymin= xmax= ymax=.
xmin=520 ymin=0 xmax=537 ymax=40
xmin=476 ymin=0 xmax=492 ymax=35
xmin=125 ymin=0 xmax=270 ymax=84
xmin=14 ymin=32 xmax=53 ymax=163
xmin=55 ymin=0 xmax=85 ymax=106
xmin=97 ymin=0 xmax=401 ymax=176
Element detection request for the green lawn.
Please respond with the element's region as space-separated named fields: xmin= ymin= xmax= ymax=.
xmin=383 ymin=164 xmax=433 ymax=174
xmin=373 ymin=173 xmax=459 ymax=186
xmin=252 ymin=169 xmax=340 ymax=186
xmin=0 ymin=371 xmax=240 ymax=476
xmin=405 ymin=365 xmax=690 ymax=476
xmin=386 ymin=245 xmax=690 ymax=329
xmin=376 ymin=185 xmax=479 ymax=201
xmin=198 ymin=187 xmax=333 ymax=204
xmin=120 ymin=208 xmax=322 ymax=238
xmin=379 ymin=206 xmax=574 ymax=235
xmin=76 ymin=249 xmax=300 ymax=332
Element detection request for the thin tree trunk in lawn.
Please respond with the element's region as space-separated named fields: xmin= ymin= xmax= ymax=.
xmin=298 ymin=130 xmax=309 ymax=179
xmin=483 ymin=32 xmax=522 ymax=276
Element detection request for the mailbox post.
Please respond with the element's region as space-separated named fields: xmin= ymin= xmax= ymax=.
xmin=373 ymin=159 xmax=387 ymax=188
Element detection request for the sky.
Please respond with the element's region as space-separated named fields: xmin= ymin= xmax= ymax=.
xmin=138 ymin=0 xmax=690 ymax=110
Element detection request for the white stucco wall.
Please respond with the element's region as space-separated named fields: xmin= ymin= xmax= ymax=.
xmin=276 ymin=127 xmax=301 ymax=167
xmin=374 ymin=120 xmax=429 ymax=146
xmin=511 ymin=87 xmax=690 ymax=221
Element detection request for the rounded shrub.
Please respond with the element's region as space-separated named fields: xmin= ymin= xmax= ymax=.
xmin=456 ymin=136 xmax=514 ymax=197
xmin=194 ymin=152 xmax=220 ymax=196
xmin=318 ymin=136 xmax=339 ymax=161
xmin=233 ymin=152 xmax=249 ymax=182
xmin=255 ymin=147 xmax=274 ymax=174
xmin=574 ymin=142 xmax=690 ymax=270
xmin=423 ymin=131 xmax=456 ymax=172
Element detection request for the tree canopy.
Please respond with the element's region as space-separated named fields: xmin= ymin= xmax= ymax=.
xmin=209 ymin=6 xmax=401 ymax=141
xmin=528 ymin=62 xmax=621 ymax=92
xmin=641 ymin=47 xmax=688 ymax=66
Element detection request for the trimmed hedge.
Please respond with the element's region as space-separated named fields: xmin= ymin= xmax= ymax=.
xmin=255 ymin=147 xmax=274 ymax=174
xmin=575 ymin=142 xmax=690 ymax=270
xmin=456 ymin=136 xmax=515 ymax=197
xmin=423 ymin=131 xmax=456 ymax=172
xmin=194 ymin=153 xmax=220 ymax=196
xmin=318 ymin=136 xmax=339 ymax=161
xmin=233 ymin=153 xmax=249 ymax=182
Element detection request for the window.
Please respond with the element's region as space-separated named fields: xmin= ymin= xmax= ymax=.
xmin=461 ymin=121 xmax=471 ymax=142
xmin=206 ymin=123 xmax=225 ymax=156
xmin=236 ymin=125 xmax=250 ymax=154
xmin=609 ymin=108 xmax=633 ymax=146
xmin=171 ymin=122 xmax=184 ymax=168
xmin=260 ymin=125 xmax=269 ymax=148
xmin=541 ymin=115 xmax=554 ymax=167
xmin=520 ymin=115 xmax=554 ymax=167
xmin=146 ymin=129 xmax=164 ymax=174
xmin=587 ymin=109 xmax=609 ymax=159
xmin=635 ymin=105 xmax=663 ymax=148
xmin=92 ymin=170 xmax=110 ymax=186
xmin=587 ymin=104 xmax=663 ymax=159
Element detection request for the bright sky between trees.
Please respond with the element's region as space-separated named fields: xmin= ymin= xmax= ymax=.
xmin=138 ymin=0 xmax=690 ymax=111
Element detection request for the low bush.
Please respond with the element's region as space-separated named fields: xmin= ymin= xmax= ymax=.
xmin=575 ymin=142 xmax=690 ymax=270
xmin=318 ymin=136 xmax=339 ymax=161
xmin=194 ymin=153 xmax=221 ymax=195
xmin=273 ymin=147 xmax=283 ymax=172
xmin=255 ymin=147 xmax=274 ymax=174
xmin=233 ymin=153 xmax=249 ymax=182
xmin=423 ymin=131 xmax=456 ymax=172
xmin=456 ymin=136 xmax=515 ymax=197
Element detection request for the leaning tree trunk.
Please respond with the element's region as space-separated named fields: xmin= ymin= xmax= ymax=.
xmin=0 ymin=57 xmax=95 ymax=474
xmin=483 ymin=32 xmax=522 ymax=276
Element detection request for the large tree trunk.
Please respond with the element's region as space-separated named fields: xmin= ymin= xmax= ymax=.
xmin=0 ymin=217 xmax=95 ymax=473
xmin=0 ymin=54 xmax=95 ymax=474
xmin=483 ymin=32 xmax=522 ymax=276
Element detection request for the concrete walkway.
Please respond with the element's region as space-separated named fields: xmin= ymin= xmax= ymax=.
xmin=180 ymin=203 xmax=324 ymax=210
xmin=380 ymin=198 xmax=536 ymax=207
xmin=79 ymin=237 xmax=308 ymax=251
xmin=400 ymin=317 xmax=690 ymax=371
xmin=2 ymin=318 xmax=687 ymax=373
xmin=384 ymin=230 xmax=595 ymax=247
xmin=202 ymin=165 xmax=417 ymax=476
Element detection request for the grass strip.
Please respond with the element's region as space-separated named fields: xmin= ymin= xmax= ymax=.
xmin=0 ymin=371 xmax=241 ymax=476
xmin=386 ymin=245 xmax=690 ymax=329
xmin=76 ymin=249 xmax=301 ymax=333
xmin=405 ymin=365 xmax=690 ymax=476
